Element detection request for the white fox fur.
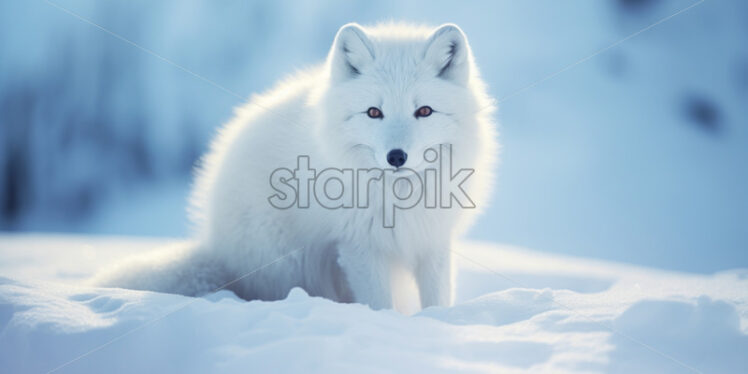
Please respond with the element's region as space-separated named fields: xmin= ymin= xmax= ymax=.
xmin=93 ymin=22 xmax=498 ymax=310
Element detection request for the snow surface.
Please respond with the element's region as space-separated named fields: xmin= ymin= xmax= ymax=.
xmin=1 ymin=234 xmax=747 ymax=373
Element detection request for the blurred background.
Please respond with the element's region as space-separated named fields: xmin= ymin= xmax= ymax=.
xmin=1 ymin=0 xmax=745 ymax=273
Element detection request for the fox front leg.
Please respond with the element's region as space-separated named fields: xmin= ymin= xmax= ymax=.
xmin=337 ymin=242 xmax=393 ymax=310
xmin=415 ymin=248 xmax=452 ymax=308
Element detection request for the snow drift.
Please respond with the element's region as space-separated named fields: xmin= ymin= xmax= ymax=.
xmin=1 ymin=235 xmax=746 ymax=373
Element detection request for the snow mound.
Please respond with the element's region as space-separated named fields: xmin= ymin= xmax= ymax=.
xmin=0 ymin=235 xmax=747 ymax=373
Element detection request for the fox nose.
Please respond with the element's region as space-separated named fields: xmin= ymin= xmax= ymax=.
xmin=386 ymin=149 xmax=407 ymax=168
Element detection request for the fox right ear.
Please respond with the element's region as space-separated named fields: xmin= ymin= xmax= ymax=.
xmin=423 ymin=24 xmax=470 ymax=85
xmin=328 ymin=23 xmax=375 ymax=83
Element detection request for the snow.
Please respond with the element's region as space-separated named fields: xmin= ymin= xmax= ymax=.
xmin=1 ymin=235 xmax=747 ymax=373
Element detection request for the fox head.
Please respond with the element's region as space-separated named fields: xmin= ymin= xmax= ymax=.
xmin=315 ymin=23 xmax=496 ymax=175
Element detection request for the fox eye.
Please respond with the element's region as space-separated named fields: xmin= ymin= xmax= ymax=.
xmin=415 ymin=106 xmax=433 ymax=118
xmin=367 ymin=107 xmax=383 ymax=119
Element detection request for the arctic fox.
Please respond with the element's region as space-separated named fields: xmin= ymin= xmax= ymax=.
xmin=94 ymin=22 xmax=497 ymax=310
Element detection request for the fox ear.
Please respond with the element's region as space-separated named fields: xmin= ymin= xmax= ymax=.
xmin=328 ymin=23 xmax=375 ymax=83
xmin=423 ymin=24 xmax=470 ymax=85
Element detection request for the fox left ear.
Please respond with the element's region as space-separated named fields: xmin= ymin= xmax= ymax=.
xmin=423 ymin=24 xmax=470 ymax=85
xmin=328 ymin=23 xmax=375 ymax=83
